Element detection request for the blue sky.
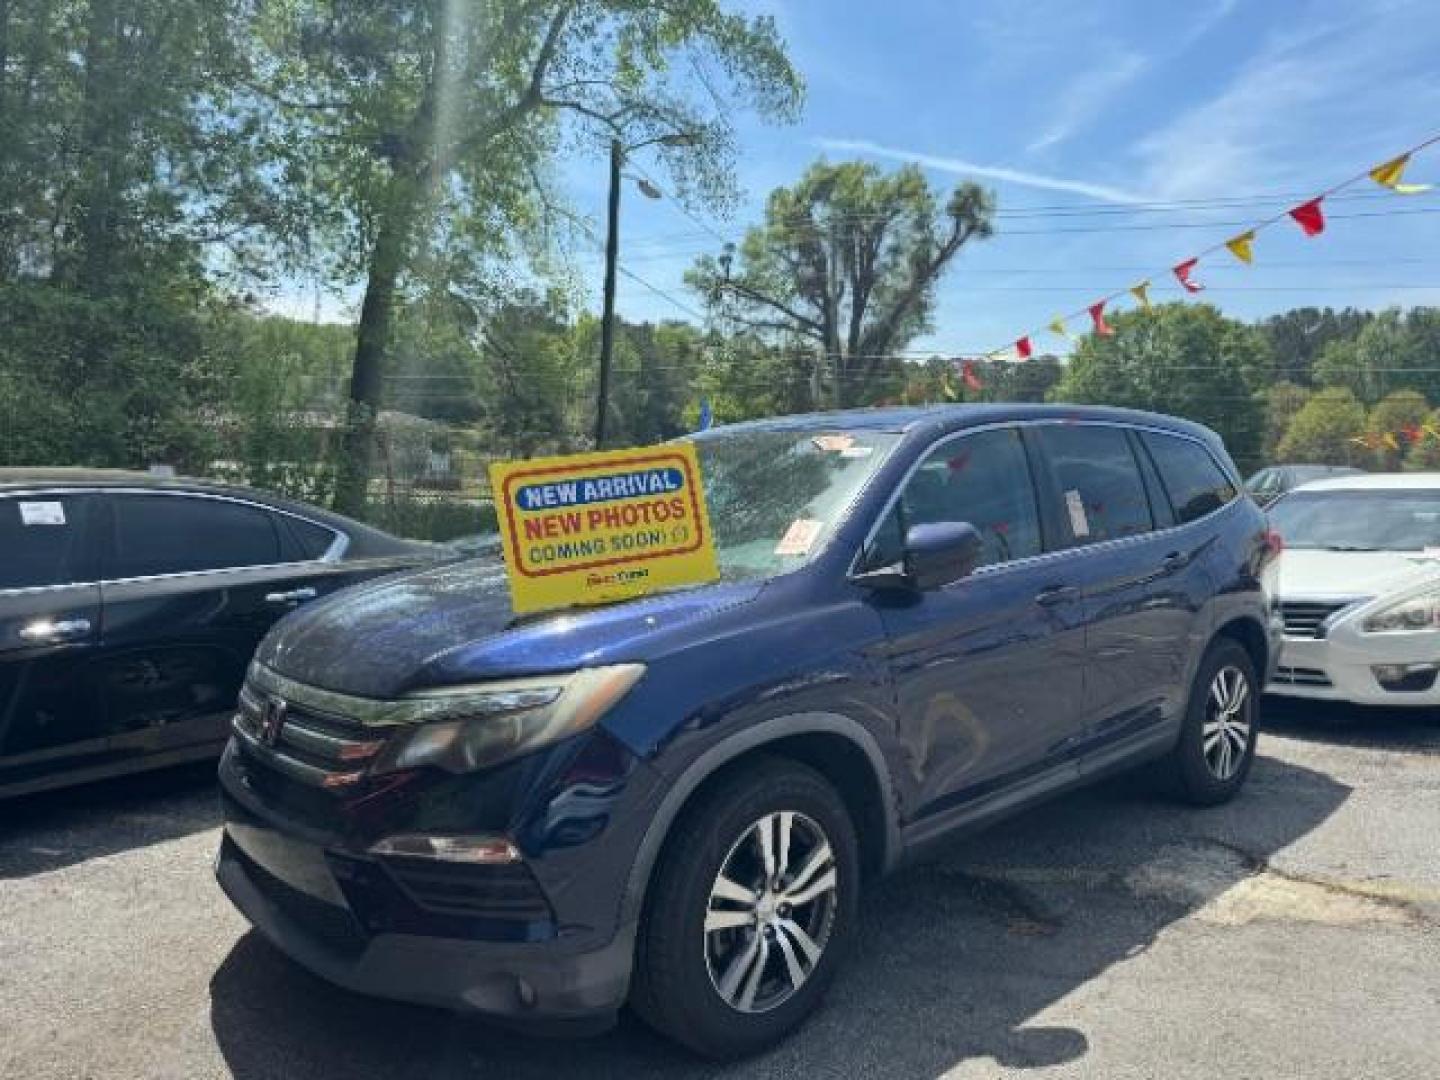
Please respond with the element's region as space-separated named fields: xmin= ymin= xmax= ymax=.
xmin=558 ymin=0 xmax=1440 ymax=356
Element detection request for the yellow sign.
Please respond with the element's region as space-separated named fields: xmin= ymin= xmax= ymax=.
xmin=489 ymin=444 xmax=719 ymax=613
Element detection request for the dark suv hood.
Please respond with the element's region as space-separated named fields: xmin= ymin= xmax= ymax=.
xmin=255 ymin=558 xmax=764 ymax=698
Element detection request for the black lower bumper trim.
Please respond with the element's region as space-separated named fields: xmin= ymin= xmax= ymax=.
xmin=216 ymin=836 xmax=635 ymax=1023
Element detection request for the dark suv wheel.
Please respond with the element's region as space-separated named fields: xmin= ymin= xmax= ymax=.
xmin=1161 ymin=637 xmax=1259 ymax=805
xmin=631 ymin=758 xmax=859 ymax=1058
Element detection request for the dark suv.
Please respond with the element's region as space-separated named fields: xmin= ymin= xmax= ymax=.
xmin=216 ymin=405 xmax=1279 ymax=1057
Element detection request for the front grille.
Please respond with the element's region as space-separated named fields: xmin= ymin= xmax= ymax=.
xmin=1278 ymin=599 xmax=1364 ymax=638
xmin=1272 ymin=665 xmax=1333 ymax=687
xmin=234 ymin=678 xmax=391 ymax=789
xmin=381 ymin=857 xmax=554 ymax=922
xmin=228 ymin=839 xmax=368 ymax=957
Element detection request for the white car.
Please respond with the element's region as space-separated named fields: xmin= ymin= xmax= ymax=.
xmin=1267 ymin=473 xmax=1440 ymax=705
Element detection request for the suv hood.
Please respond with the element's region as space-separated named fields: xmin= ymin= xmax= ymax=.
xmin=1276 ymin=548 xmax=1440 ymax=600
xmin=255 ymin=558 xmax=764 ymax=699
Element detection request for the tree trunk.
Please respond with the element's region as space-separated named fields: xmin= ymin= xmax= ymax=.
xmin=333 ymin=180 xmax=418 ymax=516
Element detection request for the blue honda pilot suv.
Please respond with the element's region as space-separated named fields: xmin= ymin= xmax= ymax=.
xmin=216 ymin=404 xmax=1279 ymax=1057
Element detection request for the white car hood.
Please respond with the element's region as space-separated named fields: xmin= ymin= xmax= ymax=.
xmin=1277 ymin=548 xmax=1440 ymax=600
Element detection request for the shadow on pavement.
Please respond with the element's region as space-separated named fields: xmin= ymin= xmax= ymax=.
xmin=0 ymin=760 xmax=220 ymax=879
xmin=1262 ymin=695 xmax=1440 ymax=753
xmin=209 ymin=751 xmax=1350 ymax=1079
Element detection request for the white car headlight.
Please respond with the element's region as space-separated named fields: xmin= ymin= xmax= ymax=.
xmin=370 ymin=664 xmax=645 ymax=775
xmin=1362 ymin=592 xmax=1440 ymax=633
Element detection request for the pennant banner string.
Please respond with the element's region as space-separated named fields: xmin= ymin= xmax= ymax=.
xmin=983 ymin=131 xmax=1440 ymax=360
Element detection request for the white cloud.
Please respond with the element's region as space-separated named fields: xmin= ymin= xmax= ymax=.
xmin=813 ymin=137 xmax=1155 ymax=204
xmin=1028 ymin=52 xmax=1149 ymax=154
xmin=1132 ymin=0 xmax=1440 ymax=200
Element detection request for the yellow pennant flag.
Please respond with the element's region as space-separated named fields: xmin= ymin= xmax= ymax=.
xmin=1370 ymin=154 xmax=1432 ymax=195
xmin=1224 ymin=230 xmax=1256 ymax=264
xmin=1129 ymin=281 xmax=1151 ymax=308
xmin=1424 ymin=424 xmax=1440 ymax=443
xmin=1382 ymin=432 xmax=1400 ymax=450
xmin=1048 ymin=316 xmax=1072 ymax=340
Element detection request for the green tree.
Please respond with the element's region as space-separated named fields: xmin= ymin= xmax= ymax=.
xmin=247 ymin=0 xmax=803 ymax=513
xmin=1276 ymin=387 xmax=1367 ymax=466
xmin=472 ymin=294 xmax=586 ymax=458
xmin=688 ymin=160 xmax=995 ymax=407
xmin=1312 ymin=310 xmax=1435 ymax=404
xmin=1259 ymin=307 xmax=1371 ymax=386
xmin=1050 ymin=303 xmax=1272 ymax=469
xmin=1405 ymin=409 xmax=1440 ymax=471
xmin=687 ymin=332 xmax=818 ymax=424
xmin=1261 ymin=381 xmax=1312 ymax=460
xmin=1366 ymin=389 xmax=1430 ymax=470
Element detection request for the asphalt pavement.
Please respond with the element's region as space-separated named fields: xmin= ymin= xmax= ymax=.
xmin=2 ymin=700 xmax=1438 ymax=1079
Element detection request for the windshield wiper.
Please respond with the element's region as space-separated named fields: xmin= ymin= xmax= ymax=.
xmin=1318 ymin=544 xmax=1382 ymax=552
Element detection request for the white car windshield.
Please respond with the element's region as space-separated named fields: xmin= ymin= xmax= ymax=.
xmin=1269 ymin=489 xmax=1440 ymax=551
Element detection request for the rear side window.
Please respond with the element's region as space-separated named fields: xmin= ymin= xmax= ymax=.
xmin=0 ymin=494 xmax=96 ymax=589
xmin=866 ymin=427 xmax=1043 ymax=570
xmin=282 ymin=516 xmax=340 ymax=560
xmin=1035 ymin=425 xmax=1153 ymax=544
xmin=1141 ymin=433 xmax=1237 ymax=525
xmin=109 ymin=495 xmax=284 ymax=578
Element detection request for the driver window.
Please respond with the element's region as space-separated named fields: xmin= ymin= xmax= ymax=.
xmin=865 ymin=428 xmax=1043 ymax=571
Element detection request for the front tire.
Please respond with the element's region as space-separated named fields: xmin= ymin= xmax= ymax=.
xmin=631 ymin=758 xmax=859 ymax=1058
xmin=1160 ymin=637 xmax=1259 ymax=805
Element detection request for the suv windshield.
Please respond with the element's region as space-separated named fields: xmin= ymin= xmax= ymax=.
xmin=1269 ymin=489 xmax=1440 ymax=551
xmin=689 ymin=428 xmax=900 ymax=581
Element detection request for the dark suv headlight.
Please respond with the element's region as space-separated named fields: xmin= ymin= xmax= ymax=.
xmin=369 ymin=664 xmax=646 ymax=775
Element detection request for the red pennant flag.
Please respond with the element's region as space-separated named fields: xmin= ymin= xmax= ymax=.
xmin=1089 ymin=300 xmax=1115 ymax=336
xmin=1015 ymin=336 xmax=1033 ymax=360
xmin=961 ymin=359 xmax=982 ymax=391
xmin=1288 ymin=197 xmax=1326 ymax=237
xmin=1402 ymin=422 xmax=1424 ymax=445
xmin=1173 ymin=258 xmax=1204 ymax=293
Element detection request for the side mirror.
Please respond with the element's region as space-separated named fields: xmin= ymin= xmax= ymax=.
xmin=904 ymin=521 xmax=984 ymax=590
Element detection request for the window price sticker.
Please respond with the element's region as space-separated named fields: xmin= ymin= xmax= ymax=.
xmin=19 ymin=501 xmax=66 ymax=526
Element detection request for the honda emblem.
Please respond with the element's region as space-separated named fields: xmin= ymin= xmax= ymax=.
xmin=260 ymin=696 xmax=288 ymax=747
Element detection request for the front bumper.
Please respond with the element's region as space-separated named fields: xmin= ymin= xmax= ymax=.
xmin=1268 ymin=630 xmax=1440 ymax=706
xmin=216 ymin=824 xmax=635 ymax=1026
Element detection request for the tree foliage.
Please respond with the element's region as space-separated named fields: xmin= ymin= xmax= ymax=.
xmin=243 ymin=0 xmax=803 ymax=510
xmin=688 ymin=160 xmax=994 ymax=406
xmin=1276 ymin=388 xmax=1367 ymax=466
xmin=1365 ymin=390 xmax=1430 ymax=470
xmin=1258 ymin=307 xmax=1372 ymax=386
xmin=1051 ymin=303 xmax=1272 ymax=469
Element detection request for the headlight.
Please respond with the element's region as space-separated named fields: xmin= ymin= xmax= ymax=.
xmin=1362 ymin=592 xmax=1440 ymax=633
xmin=369 ymin=664 xmax=645 ymax=775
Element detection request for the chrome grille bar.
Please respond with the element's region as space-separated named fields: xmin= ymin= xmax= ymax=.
xmin=235 ymin=664 xmax=406 ymax=789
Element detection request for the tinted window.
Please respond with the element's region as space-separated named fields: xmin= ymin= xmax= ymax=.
xmin=1036 ymin=425 xmax=1153 ymax=544
xmin=284 ymin=516 xmax=340 ymax=560
xmin=0 ymin=494 xmax=95 ymax=589
xmin=109 ymin=495 xmax=283 ymax=578
xmin=1142 ymin=432 xmax=1237 ymax=525
xmin=868 ymin=428 xmax=1042 ymax=570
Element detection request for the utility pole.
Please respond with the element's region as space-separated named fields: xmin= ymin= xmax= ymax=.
xmin=595 ymin=138 xmax=623 ymax=450
xmin=593 ymin=130 xmax=697 ymax=451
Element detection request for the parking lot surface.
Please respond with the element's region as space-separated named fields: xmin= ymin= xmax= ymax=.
xmin=2 ymin=702 xmax=1438 ymax=1080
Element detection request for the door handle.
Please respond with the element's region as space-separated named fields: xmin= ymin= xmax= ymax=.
xmin=19 ymin=617 xmax=92 ymax=644
xmin=1035 ymin=585 xmax=1080 ymax=607
xmin=264 ymin=587 xmax=318 ymax=605
xmin=1162 ymin=551 xmax=1192 ymax=574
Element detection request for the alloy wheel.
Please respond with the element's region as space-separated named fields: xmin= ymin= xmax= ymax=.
xmin=1203 ymin=664 xmax=1252 ymax=781
xmin=703 ymin=811 xmax=839 ymax=1014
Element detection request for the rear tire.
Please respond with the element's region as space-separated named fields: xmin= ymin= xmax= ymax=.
xmin=1159 ymin=637 xmax=1259 ymax=805
xmin=630 ymin=757 xmax=859 ymax=1059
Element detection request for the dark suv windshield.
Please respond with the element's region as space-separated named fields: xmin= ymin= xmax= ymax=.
xmin=689 ymin=428 xmax=900 ymax=581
